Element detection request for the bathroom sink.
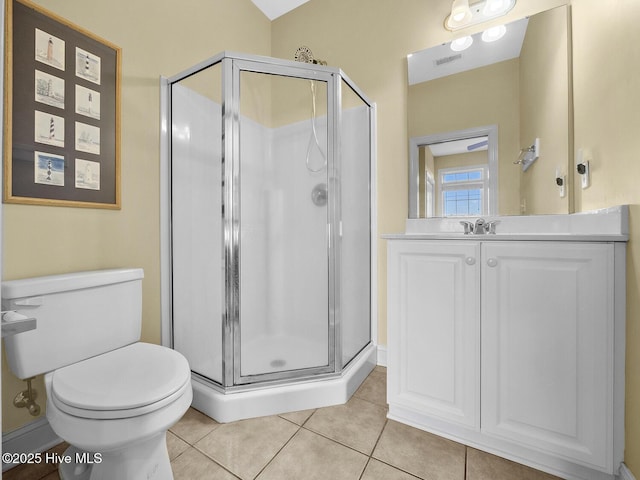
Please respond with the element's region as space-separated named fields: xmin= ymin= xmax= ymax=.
xmin=385 ymin=205 xmax=629 ymax=241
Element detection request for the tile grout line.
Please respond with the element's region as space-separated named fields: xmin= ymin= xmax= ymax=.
xmin=364 ymin=416 xmax=435 ymax=480
xmin=299 ymin=411 xmax=424 ymax=480
xmin=168 ymin=419 xmax=241 ymax=480
xmin=357 ymin=417 xmax=390 ymax=480
xmin=250 ymin=422 xmax=304 ymax=479
xmin=189 ymin=442 xmax=243 ymax=479
xmin=168 ymin=420 xmax=221 ymax=446
xmin=167 ymin=423 xmax=247 ymax=478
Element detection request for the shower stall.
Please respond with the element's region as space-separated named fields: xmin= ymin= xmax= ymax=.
xmin=160 ymin=52 xmax=376 ymax=422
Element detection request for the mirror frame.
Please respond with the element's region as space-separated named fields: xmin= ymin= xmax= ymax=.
xmin=409 ymin=124 xmax=498 ymax=218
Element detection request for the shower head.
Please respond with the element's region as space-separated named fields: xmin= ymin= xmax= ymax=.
xmin=294 ymin=46 xmax=314 ymax=63
xmin=294 ymin=46 xmax=327 ymax=66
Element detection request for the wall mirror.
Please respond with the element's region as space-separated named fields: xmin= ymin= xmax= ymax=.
xmin=407 ymin=5 xmax=572 ymax=218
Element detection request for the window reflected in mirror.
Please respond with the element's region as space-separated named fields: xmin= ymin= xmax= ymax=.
xmin=417 ymin=137 xmax=490 ymax=217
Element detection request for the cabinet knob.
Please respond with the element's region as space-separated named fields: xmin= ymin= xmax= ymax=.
xmin=487 ymin=258 xmax=498 ymax=267
xmin=465 ymin=256 xmax=476 ymax=266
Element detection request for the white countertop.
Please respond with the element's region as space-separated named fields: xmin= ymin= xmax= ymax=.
xmin=383 ymin=233 xmax=628 ymax=242
xmin=383 ymin=205 xmax=629 ymax=242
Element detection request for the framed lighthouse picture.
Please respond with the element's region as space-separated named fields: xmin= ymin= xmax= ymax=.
xmin=4 ymin=0 xmax=121 ymax=208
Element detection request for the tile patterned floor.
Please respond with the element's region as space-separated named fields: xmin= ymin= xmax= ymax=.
xmin=3 ymin=367 xmax=562 ymax=480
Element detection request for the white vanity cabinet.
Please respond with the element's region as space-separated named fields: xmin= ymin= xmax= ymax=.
xmin=386 ymin=241 xmax=481 ymax=430
xmin=387 ymin=237 xmax=626 ymax=480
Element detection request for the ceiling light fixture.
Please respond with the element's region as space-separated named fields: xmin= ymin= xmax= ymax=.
xmin=450 ymin=35 xmax=474 ymax=52
xmin=444 ymin=0 xmax=516 ymax=31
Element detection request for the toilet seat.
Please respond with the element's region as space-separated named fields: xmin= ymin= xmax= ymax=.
xmin=50 ymin=342 xmax=191 ymax=420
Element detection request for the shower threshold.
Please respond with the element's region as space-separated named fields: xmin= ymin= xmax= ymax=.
xmin=190 ymin=343 xmax=377 ymax=423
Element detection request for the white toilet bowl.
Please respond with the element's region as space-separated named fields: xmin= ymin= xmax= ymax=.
xmin=45 ymin=343 xmax=192 ymax=480
xmin=1 ymin=269 xmax=193 ymax=480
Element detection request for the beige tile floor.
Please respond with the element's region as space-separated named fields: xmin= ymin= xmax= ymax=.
xmin=4 ymin=367 xmax=562 ymax=480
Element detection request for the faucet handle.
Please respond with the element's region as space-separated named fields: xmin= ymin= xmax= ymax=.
xmin=485 ymin=220 xmax=500 ymax=234
xmin=459 ymin=221 xmax=473 ymax=235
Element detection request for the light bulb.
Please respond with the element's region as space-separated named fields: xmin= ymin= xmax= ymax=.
xmin=451 ymin=36 xmax=474 ymax=52
xmin=482 ymin=24 xmax=507 ymax=42
xmin=484 ymin=0 xmax=508 ymax=15
xmin=449 ymin=0 xmax=472 ymax=27
xmin=452 ymin=11 xmax=467 ymax=22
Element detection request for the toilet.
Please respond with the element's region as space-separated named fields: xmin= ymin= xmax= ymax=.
xmin=2 ymin=268 xmax=192 ymax=480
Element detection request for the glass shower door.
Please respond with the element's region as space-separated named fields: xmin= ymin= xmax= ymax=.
xmin=231 ymin=62 xmax=336 ymax=384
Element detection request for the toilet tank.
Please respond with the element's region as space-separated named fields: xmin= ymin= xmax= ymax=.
xmin=2 ymin=268 xmax=144 ymax=379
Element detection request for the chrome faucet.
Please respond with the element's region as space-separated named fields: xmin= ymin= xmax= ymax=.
xmin=460 ymin=221 xmax=473 ymax=234
xmin=460 ymin=218 xmax=499 ymax=234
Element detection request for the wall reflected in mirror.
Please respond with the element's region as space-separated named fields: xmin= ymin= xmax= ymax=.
xmin=407 ymin=5 xmax=572 ymax=218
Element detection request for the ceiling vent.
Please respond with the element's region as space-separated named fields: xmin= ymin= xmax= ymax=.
xmin=434 ymin=53 xmax=463 ymax=66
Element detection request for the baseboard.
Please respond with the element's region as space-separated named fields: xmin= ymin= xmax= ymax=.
xmin=619 ymin=464 xmax=637 ymax=480
xmin=377 ymin=344 xmax=387 ymax=367
xmin=2 ymin=417 xmax=62 ymax=472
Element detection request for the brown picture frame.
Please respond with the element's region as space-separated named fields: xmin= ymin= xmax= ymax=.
xmin=4 ymin=0 xmax=121 ymax=208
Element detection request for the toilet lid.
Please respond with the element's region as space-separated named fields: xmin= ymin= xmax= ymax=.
xmin=51 ymin=342 xmax=191 ymax=418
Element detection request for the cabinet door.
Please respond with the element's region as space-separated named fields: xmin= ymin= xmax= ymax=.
xmin=388 ymin=241 xmax=480 ymax=429
xmin=481 ymin=242 xmax=613 ymax=471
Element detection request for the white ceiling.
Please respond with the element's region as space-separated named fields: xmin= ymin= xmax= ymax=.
xmin=251 ymin=0 xmax=311 ymax=20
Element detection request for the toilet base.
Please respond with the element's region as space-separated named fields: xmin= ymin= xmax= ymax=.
xmin=58 ymin=446 xmax=92 ymax=480
xmin=58 ymin=433 xmax=172 ymax=480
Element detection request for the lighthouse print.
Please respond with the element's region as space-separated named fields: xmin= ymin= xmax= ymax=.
xmin=35 ymin=29 xmax=64 ymax=71
xmin=34 ymin=111 xmax=64 ymax=148
xmin=75 ymin=158 xmax=100 ymax=190
xmin=34 ymin=152 xmax=64 ymax=186
xmin=75 ymin=47 xmax=101 ymax=85
xmin=75 ymin=85 xmax=100 ymax=120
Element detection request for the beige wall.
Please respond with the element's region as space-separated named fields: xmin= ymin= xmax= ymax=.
xmin=417 ymin=146 xmax=435 ymax=217
xmin=571 ymin=0 xmax=640 ymax=473
xmin=2 ymin=0 xmax=270 ymax=433
xmin=4 ymin=0 xmax=640 ymax=475
xmin=519 ymin=5 xmax=570 ymax=215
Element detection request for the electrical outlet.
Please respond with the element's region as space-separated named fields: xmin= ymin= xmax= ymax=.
xmin=580 ymin=161 xmax=590 ymax=189
xmin=577 ymin=148 xmax=592 ymax=189
xmin=555 ymin=168 xmax=566 ymax=198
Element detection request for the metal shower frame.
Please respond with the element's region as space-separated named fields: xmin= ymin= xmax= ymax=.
xmin=160 ymin=51 xmax=377 ymax=391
